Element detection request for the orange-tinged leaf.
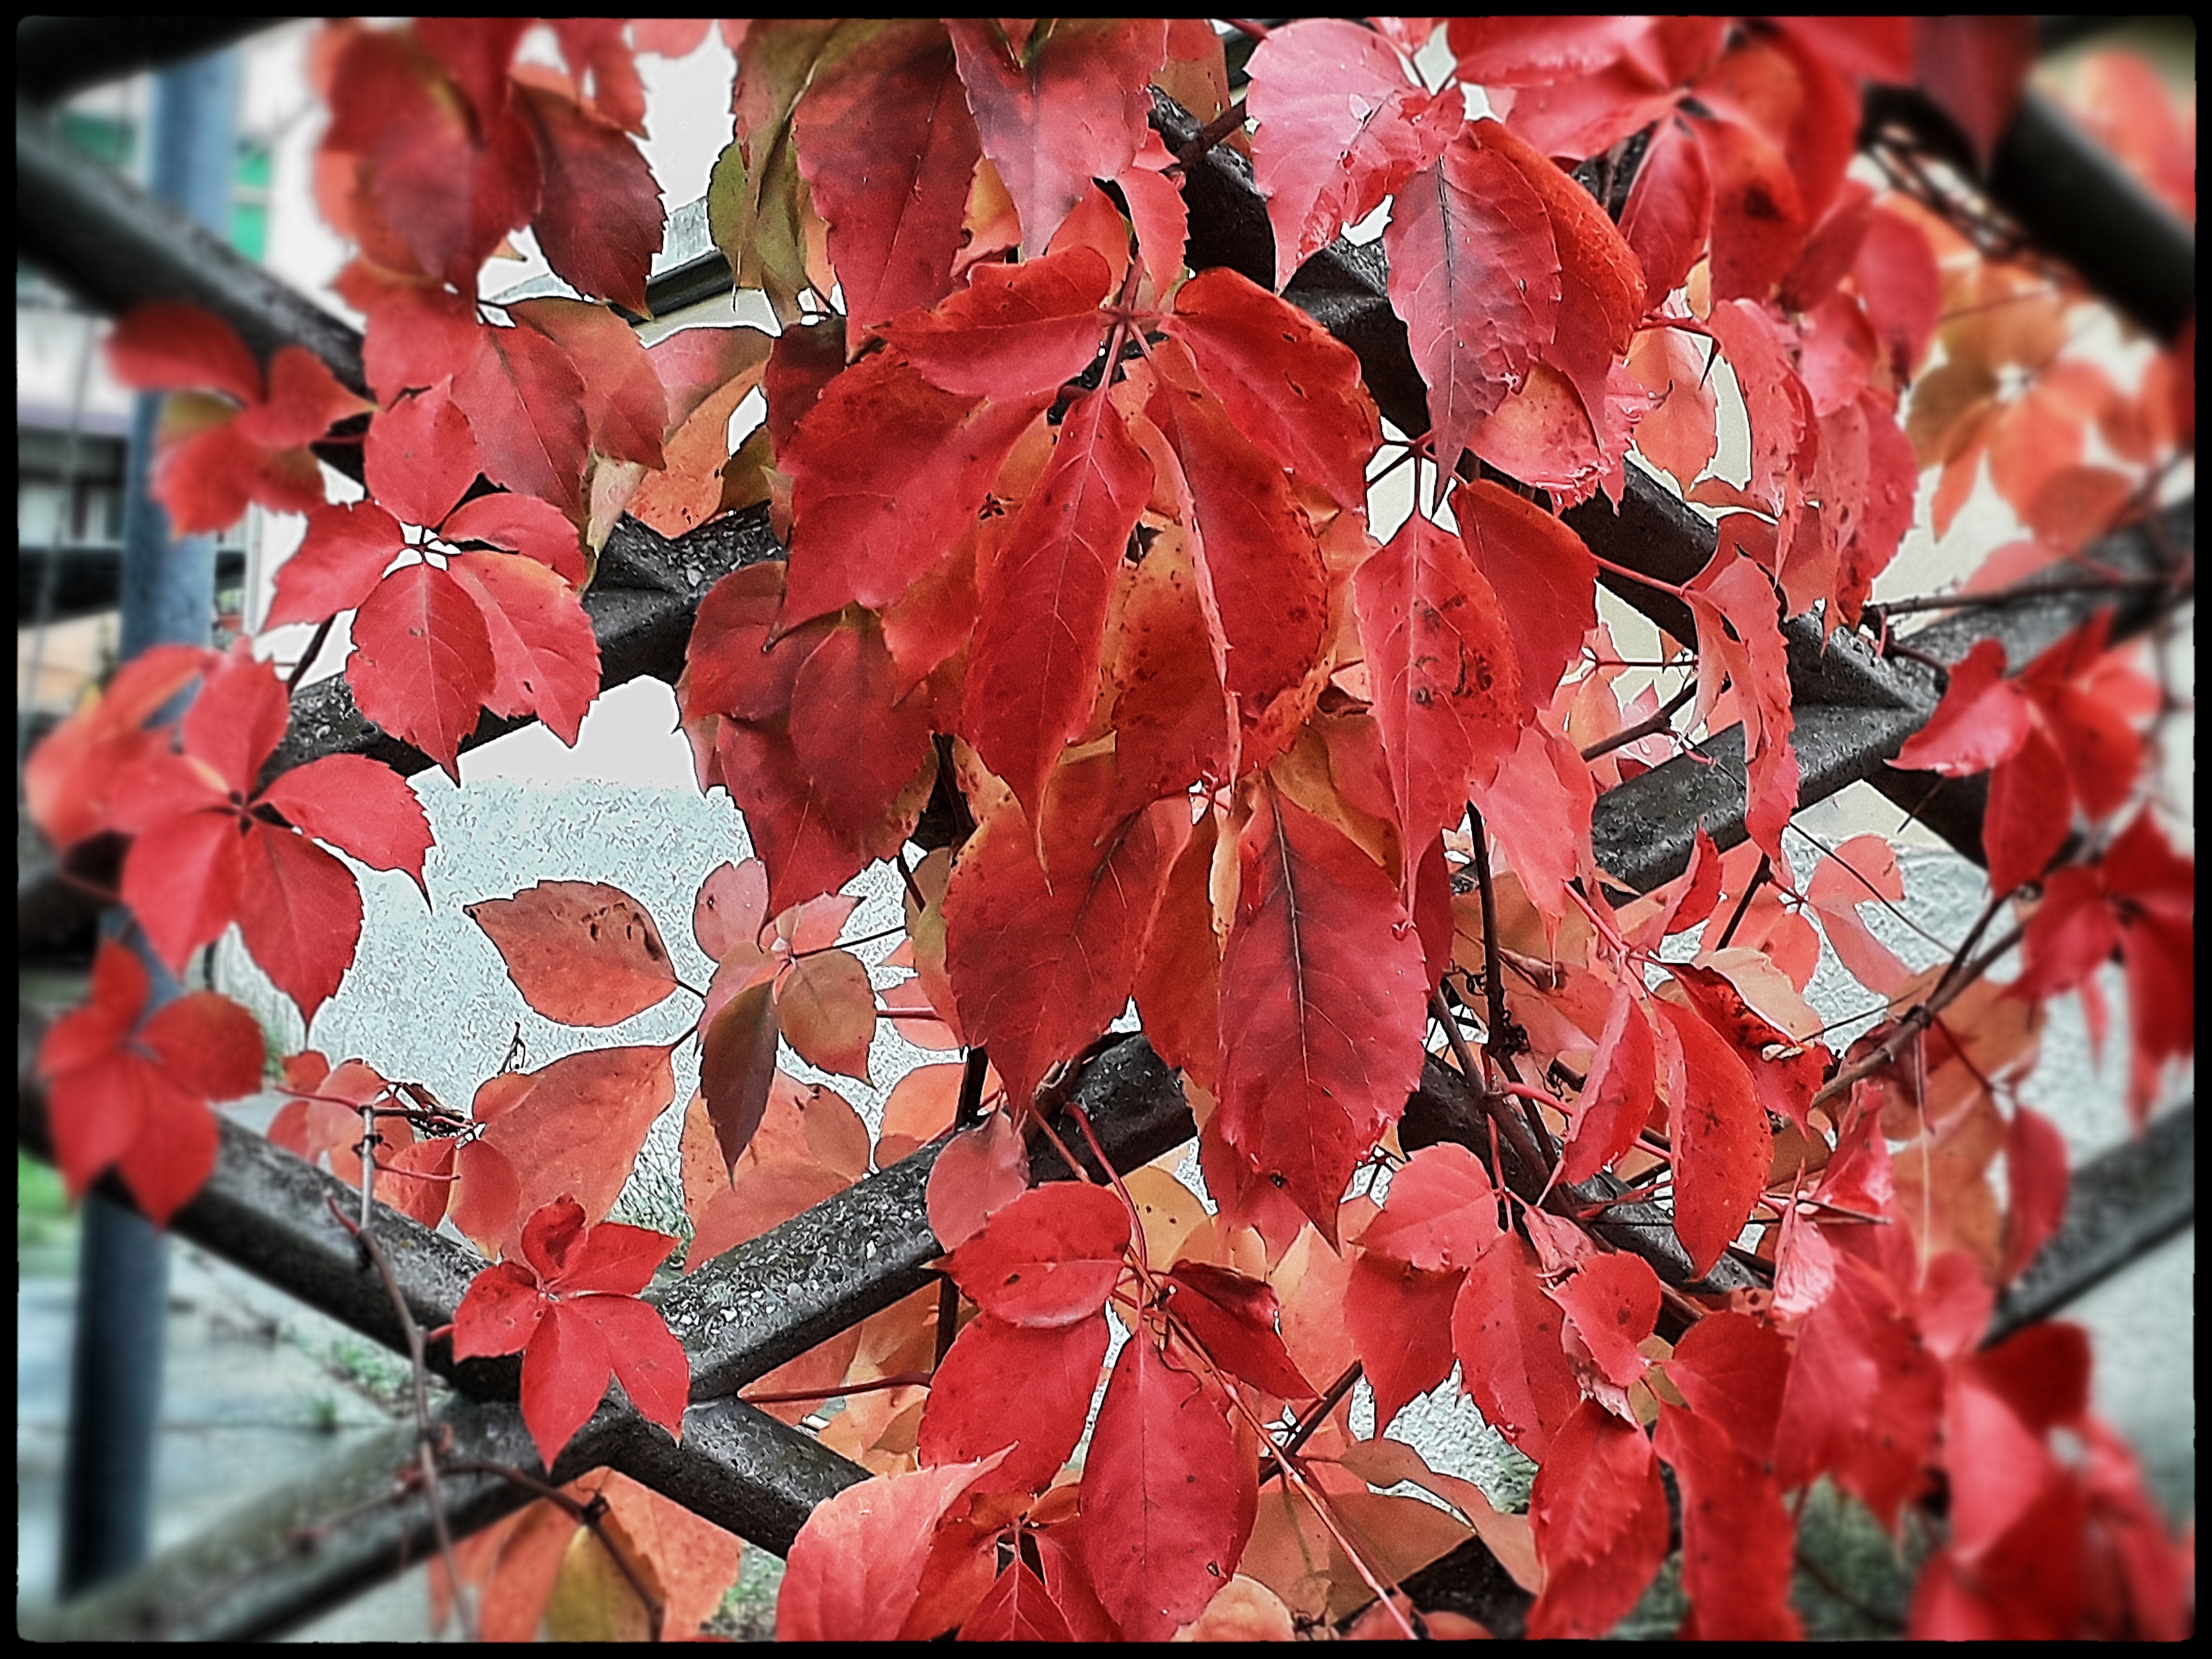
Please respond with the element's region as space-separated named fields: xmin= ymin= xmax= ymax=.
xmin=1216 ymin=787 xmax=1428 ymax=1237
xmin=964 ymin=387 xmax=1148 ymax=820
xmin=1079 ymin=1335 xmax=1249 ymax=1641
xmin=1355 ymin=507 xmax=1522 ymax=850
xmin=469 ymin=1044 xmax=677 ymax=1252
xmin=1454 ymin=477 xmax=1598 ymax=721
xmin=775 ymin=946 xmax=876 ymax=1081
xmin=943 ymin=761 xmax=1181 ymax=1114
xmin=466 ymin=880 xmax=678 ymax=1027
xmin=1385 ymin=123 xmax=1561 ymax=473
xmin=943 ymin=1183 xmax=1130 ymax=1327
xmin=876 ymin=1062 xmax=962 ymax=1167
xmin=778 ymin=1453 xmax=1011 ymax=1641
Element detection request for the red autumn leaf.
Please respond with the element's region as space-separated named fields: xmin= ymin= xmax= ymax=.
xmin=1098 ymin=521 xmax=1234 ymax=820
xmin=698 ymin=980 xmax=780 ymax=1178
xmin=21 ymin=644 xmax=209 ymax=849
xmin=925 ymin=1110 xmax=1030 ymax=1250
xmin=107 ymin=305 xmax=368 ymax=534
xmin=1684 ymin=548 xmax=1799 ymax=864
xmin=962 ymin=387 xmax=1148 ymax=819
xmin=451 ymin=319 xmax=591 ymax=515
xmin=780 ymin=351 xmax=1049 ymax=625
xmin=1665 ymin=1308 xmax=1792 ymax=1464
xmin=1618 ymin=113 xmax=1710 ymax=300
xmin=1650 ymin=995 xmax=1768 ymax=1279
xmin=1347 ymin=1251 xmax=1463 ymax=1432
xmin=348 ymin=560 xmax=499 ymax=779
xmin=234 ymin=826 xmax=366 ymax=1029
xmin=1129 ymin=808 xmax=1224 ymax=1099
xmin=1165 ymin=268 xmax=1379 ymax=512
xmin=877 ymin=237 xmax=1114 ymax=402
xmin=788 ymin=21 xmax=982 ymax=335
xmin=1773 ymin=1253 xmax=1944 ymax=1528
xmin=1690 ymin=111 xmax=1805 ymax=304
xmin=778 ymin=1453 xmax=1011 ymax=1642
xmin=513 ymin=81 xmax=661 ymax=313
xmin=1354 ymin=507 xmax=1521 ymax=851
xmin=464 ymin=1044 xmax=677 ymax=1256
xmin=962 ymin=1558 xmax=1076 ymax=1642
xmin=1655 ymin=1400 xmax=1803 ymax=1639
xmin=1385 ymin=123 xmax=1561 ymax=474
xmin=1999 ymin=1104 xmax=2069 ymax=1285
xmin=943 ymin=764 xmax=1180 ymax=1114
xmin=943 ymin=1182 xmax=1131 ymax=1327
xmin=1549 ymin=1252 xmax=1662 ymax=1391
xmin=1527 ymin=1399 xmax=1670 ymax=1640
xmin=1668 ymin=962 xmax=1828 ymax=1135
xmin=364 ymin=380 xmax=482 ymax=528
xmin=1145 ymin=340 xmax=1331 ymax=721
xmin=1163 ymin=1262 xmax=1313 ymax=1400
xmin=1245 ymin=18 xmax=1463 ymax=288
xmin=774 ymin=946 xmax=876 ymax=1081
xmin=1079 ymin=1333 xmax=1248 ymax=1641
xmin=1913 ymin=16 xmax=2037 ymax=169
xmin=1894 ymin=636 xmax=2029 ymax=775
xmin=945 ymin=19 xmax=1167 ymax=253
xmin=465 ymin=880 xmax=679 ymax=1027
xmin=1455 ymin=477 xmax=1597 ymax=721
xmin=265 ymin=501 xmax=406 ymax=627
xmin=453 ymin=1197 xmax=685 ymax=1469
xmin=783 ymin=616 xmax=936 ymax=840
xmin=1358 ymin=1142 xmax=1503 ymax=1272
xmin=35 ymin=941 xmax=264 ymax=1223
xmin=507 ymin=297 xmax=669 ymax=472
xmin=1215 ymin=786 xmax=1429 ymax=1237
xmin=1561 ymin=978 xmax=1658 ymax=1184
xmin=446 ymin=551 xmax=601 ymax=744
xmin=918 ymin=1310 xmax=1109 ymax=1494
xmin=1452 ymin=1236 xmax=1582 ymax=1461
xmin=1983 ymin=720 xmax=2074 ymax=896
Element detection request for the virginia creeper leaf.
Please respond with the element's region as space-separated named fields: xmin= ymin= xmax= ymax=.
xmin=465 ymin=880 xmax=679 ymax=1027
xmin=943 ymin=1183 xmax=1131 ymax=1328
xmin=918 ymin=1310 xmax=1109 ymax=1494
xmin=348 ymin=561 xmax=499 ymax=779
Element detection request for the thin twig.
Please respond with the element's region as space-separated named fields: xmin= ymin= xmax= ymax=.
xmin=1811 ymin=924 xmax=2023 ymax=1112
xmin=1714 ymin=854 xmax=1772 ymax=951
xmin=443 ymin=1461 xmax=667 ymax=1639
xmin=1430 ymin=987 xmax=1549 ymax=1186
xmin=284 ymin=615 xmax=337 ymax=696
xmin=1259 ymin=1361 xmax=1362 ymax=1484
xmin=1175 ymin=97 xmax=1247 ymax=167
xmin=739 ymin=1369 xmax=934 ymax=1408
xmin=1580 ymin=676 xmax=1697 ymax=763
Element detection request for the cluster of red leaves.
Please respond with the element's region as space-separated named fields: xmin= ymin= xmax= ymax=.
xmin=34 ymin=14 xmax=2199 ymax=1644
xmin=33 ymin=941 xmax=264 ymax=1223
xmin=452 ymin=1196 xmax=689 ymax=1470
xmin=25 ymin=642 xmax=434 ymax=1029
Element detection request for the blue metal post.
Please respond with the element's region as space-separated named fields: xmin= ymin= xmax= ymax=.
xmin=59 ymin=43 xmax=240 ymax=1597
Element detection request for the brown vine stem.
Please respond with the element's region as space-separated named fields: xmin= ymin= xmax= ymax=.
xmin=1429 ymin=987 xmax=1549 ymax=1188
xmin=1810 ymin=923 xmax=2024 ymax=1113
xmin=1579 ymin=675 xmax=1697 ymax=763
xmin=1714 ymin=854 xmax=1772 ymax=951
xmin=1257 ymin=1361 xmax=1363 ymax=1485
xmin=1174 ymin=96 xmax=1248 ymax=167
xmin=324 ymin=1192 xmax=471 ymax=1640
xmin=739 ymin=1370 xmax=934 ymax=1408
xmin=283 ymin=614 xmax=337 ymax=696
xmin=1466 ymin=804 xmax=1556 ymax=1173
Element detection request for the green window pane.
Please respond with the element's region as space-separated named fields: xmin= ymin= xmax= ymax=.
xmin=235 ymin=140 xmax=272 ymax=190
xmin=231 ymin=200 xmax=268 ymax=263
xmin=58 ymin=111 xmax=133 ymax=167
